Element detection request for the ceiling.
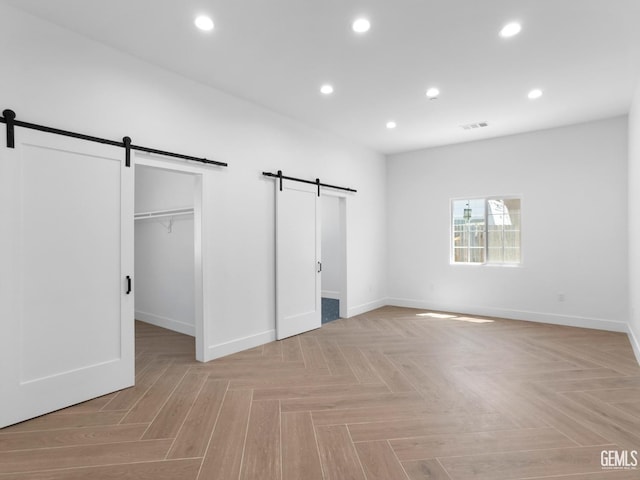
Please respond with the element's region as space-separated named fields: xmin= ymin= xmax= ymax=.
xmin=6 ymin=0 xmax=640 ymax=154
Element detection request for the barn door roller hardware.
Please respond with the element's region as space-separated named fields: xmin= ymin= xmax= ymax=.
xmin=262 ymin=170 xmax=357 ymax=196
xmin=0 ymin=109 xmax=227 ymax=168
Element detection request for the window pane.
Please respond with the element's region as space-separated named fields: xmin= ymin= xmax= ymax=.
xmin=487 ymin=247 xmax=503 ymax=263
xmin=453 ymin=247 xmax=468 ymax=263
xmin=451 ymin=199 xmax=485 ymax=264
xmin=469 ymin=247 xmax=485 ymax=263
xmin=486 ymin=198 xmax=521 ymax=265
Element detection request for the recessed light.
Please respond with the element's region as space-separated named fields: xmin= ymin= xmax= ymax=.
xmin=194 ymin=15 xmax=214 ymax=31
xmin=528 ymin=88 xmax=543 ymax=99
xmin=320 ymin=84 xmax=334 ymax=95
xmin=500 ymin=22 xmax=521 ymax=38
xmin=352 ymin=18 xmax=371 ymax=33
xmin=386 ymin=121 xmax=397 ymax=129
xmin=426 ymin=87 xmax=440 ymax=99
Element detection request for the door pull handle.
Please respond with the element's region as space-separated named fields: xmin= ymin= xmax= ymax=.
xmin=317 ymin=262 xmax=322 ymax=273
xmin=126 ymin=275 xmax=132 ymax=295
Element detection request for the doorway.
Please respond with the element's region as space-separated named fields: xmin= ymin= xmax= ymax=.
xmin=321 ymin=194 xmax=347 ymax=323
xmin=133 ymin=154 xmax=206 ymax=361
xmin=134 ymin=164 xmax=196 ymax=335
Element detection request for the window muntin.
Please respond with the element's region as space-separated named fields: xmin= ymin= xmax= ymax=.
xmin=452 ymin=197 xmax=521 ymax=265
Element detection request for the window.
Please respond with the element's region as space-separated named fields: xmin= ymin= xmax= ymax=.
xmin=451 ymin=197 xmax=521 ymax=265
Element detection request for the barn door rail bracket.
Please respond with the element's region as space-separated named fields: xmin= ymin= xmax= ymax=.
xmin=0 ymin=109 xmax=227 ymax=168
xmin=262 ymin=170 xmax=357 ymax=195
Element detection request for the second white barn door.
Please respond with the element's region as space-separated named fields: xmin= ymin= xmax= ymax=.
xmin=276 ymin=181 xmax=321 ymax=340
xmin=0 ymin=128 xmax=134 ymax=428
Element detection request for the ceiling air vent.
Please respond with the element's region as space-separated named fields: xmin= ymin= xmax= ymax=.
xmin=460 ymin=121 xmax=489 ymax=130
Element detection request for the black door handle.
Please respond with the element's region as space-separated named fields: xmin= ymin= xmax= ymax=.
xmin=126 ymin=275 xmax=132 ymax=295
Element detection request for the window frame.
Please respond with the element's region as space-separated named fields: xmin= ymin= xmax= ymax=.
xmin=450 ymin=195 xmax=522 ymax=267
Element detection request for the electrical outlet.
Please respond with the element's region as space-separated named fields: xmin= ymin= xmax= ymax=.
xmin=557 ymin=293 xmax=565 ymax=302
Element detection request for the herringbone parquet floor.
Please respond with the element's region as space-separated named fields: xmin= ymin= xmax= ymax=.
xmin=1 ymin=307 xmax=640 ymax=479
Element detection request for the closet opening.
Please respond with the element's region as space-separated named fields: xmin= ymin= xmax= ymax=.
xmin=134 ymin=163 xmax=202 ymax=360
xmin=321 ymin=194 xmax=347 ymax=323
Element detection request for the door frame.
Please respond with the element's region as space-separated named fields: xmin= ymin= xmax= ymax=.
xmin=133 ymin=153 xmax=209 ymax=362
xmin=321 ymin=190 xmax=349 ymax=318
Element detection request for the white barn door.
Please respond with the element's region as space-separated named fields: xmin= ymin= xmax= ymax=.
xmin=276 ymin=181 xmax=321 ymax=340
xmin=0 ymin=129 xmax=134 ymax=428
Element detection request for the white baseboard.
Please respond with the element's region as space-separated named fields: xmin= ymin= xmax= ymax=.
xmin=197 ymin=300 xmax=638 ymax=366
xmin=322 ymin=290 xmax=341 ymax=300
xmin=385 ymin=298 xmax=629 ymax=333
xmin=628 ymin=324 xmax=640 ymax=366
xmin=347 ymin=298 xmax=387 ymax=318
xmin=204 ymin=329 xmax=276 ymax=362
xmin=135 ymin=311 xmax=195 ymax=337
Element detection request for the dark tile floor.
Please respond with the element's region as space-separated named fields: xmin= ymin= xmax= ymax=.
xmin=321 ymin=298 xmax=340 ymax=324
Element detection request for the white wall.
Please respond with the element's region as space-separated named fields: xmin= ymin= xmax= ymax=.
xmin=135 ymin=166 xmax=196 ymax=336
xmin=135 ymin=166 xmax=195 ymax=213
xmin=629 ymin=83 xmax=640 ymax=361
xmin=0 ymin=4 xmax=387 ymax=360
xmin=321 ymin=195 xmax=343 ymax=300
xmin=387 ymin=117 xmax=629 ymax=332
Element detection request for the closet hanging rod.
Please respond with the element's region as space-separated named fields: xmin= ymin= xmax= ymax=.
xmin=1 ymin=109 xmax=227 ymax=168
xmin=134 ymin=207 xmax=194 ymax=220
xmin=262 ymin=170 xmax=357 ymax=196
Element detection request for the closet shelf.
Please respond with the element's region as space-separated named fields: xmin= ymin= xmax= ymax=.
xmin=134 ymin=207 xmax=194 ymax=221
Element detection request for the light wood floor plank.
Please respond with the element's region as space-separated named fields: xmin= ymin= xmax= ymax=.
xmin=585 ymin=388 xmax=640 ymax=403
xmin=390 ymin=427 xmax=577 ymax=461
xmin=0 ymin=425 xmax=147 ymax=453
xmin=402 ymin=459 xmax=452 ymax=480
xmin=361 ymin=350 xmax=415 ymax=392
xmin=300 ymin=337 xmax=330 ymax=371
xmin=281 ymin=412 xmax=323 ymax=480
xmin=0 ymin=458 xmax=201 ymax=480
xmin=253 ymin=383 xmax=390 ymax=401
xmin=0 ymin=412 xmax=126 ymax=434
xmin=229 ymin=373 xmax=354 ymax=390
xmin=53 ymin=393 xmax=118 ymax=415
xmin=101 ymin=358 xmax=172 ymax=412
xmin=438 ymin=445 xmax=617 ymax=480
xmin=487 ymin=377 xmax=611 ymax=446
xmin=142 ymin=372 xmax=207 ymax=440
xmin=525 ymin=472 xmax=640 ymax=480
xmin=262 ymin=340 xmax=283 ymax=359
xmin=610 ymin=401 xmax=640 ymax=419
xmin=354 ymin=440 xmax=409 ymax=480
xmin=320 ymin=342 xmax=356 ymax=377
xmin=120 ymin=364 xmax=190 ymax=424
xmin=281 ymin=391 xmax=424 ymax=413
xmin=312 ymin=403 xmax=437 ymax=427
xmin=282 ymin=336 xmax=304 ymax=362
xmin=167 ymin=379 xmax=228 ymax=459
xmin=315 ymin=425 xmax=366 ymax=480
xmin=197 ymin=389 xmax=252 ymax=480
xmin=348 ymin=413 xmax=514 ymax=442
xmin=239 ymin=400 xmax=280 ymax=480
xmin=339 ymin=346 xmax=383 ymax=384
xmin=0 ymin=439 xmax=172 ymax=474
